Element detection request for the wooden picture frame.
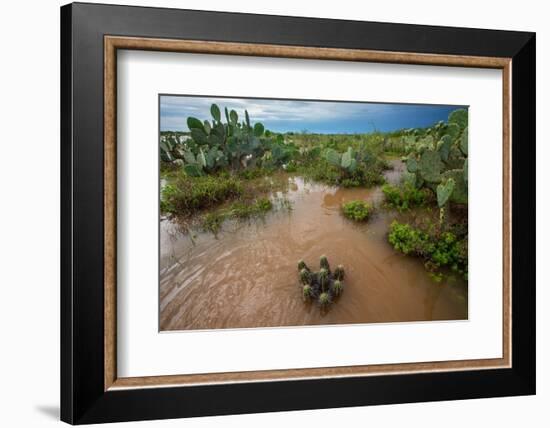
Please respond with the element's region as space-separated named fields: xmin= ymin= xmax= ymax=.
xmin=61 ymin=2 xmax=535 ymax=424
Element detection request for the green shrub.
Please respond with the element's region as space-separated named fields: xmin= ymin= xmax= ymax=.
xmin=341 ymin=200 xmax=372 ymax=221
xmin=382 ymin=183 xmax=427 ymax=211
xmin=160 ymin=183 xmax=177 ymax=214
xmin=388 ymin=221 xmax=467 ymax=277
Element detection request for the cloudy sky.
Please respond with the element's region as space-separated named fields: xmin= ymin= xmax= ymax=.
xmin=160 ymin=95 xmax=464 ymax=134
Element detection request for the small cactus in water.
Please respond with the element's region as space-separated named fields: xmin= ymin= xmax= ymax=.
xmin=332 ymin=280 xmax=344 ymax=297
xmin=319 ymin=268 xmax=329 ymax=292
xmin=298 ymin=259 xmax=309 ymax=272
xmin=320 ymin=255 xmax=330 ymax=272
xmin=319 ymin=292 xmax=331 ymax=306
xmin=299 ymin=268 xmax=312 ymax=285
xmin=297 ymin=256 xmax=345 ymax=310
xmin=334 ymin=265 xmax=345 ymax=281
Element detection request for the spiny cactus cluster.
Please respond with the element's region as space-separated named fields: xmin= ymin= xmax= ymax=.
xmin=160 ymin=103 xmax=299 ymax=176
xmin=298 ymin=256 xmax=345 ymax=307
xmin=403 ymin=108 xmax=468 ymax=209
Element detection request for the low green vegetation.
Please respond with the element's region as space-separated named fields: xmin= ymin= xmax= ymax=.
xmin=229 ymin=198 xmax=273 ymax=219
xmin=388 ymin=221 xmax=468 ymax=279
xmin=341 ymin=200 xmax=373 ymax=221
xmin=382 ymin=183 xmax=429 ymax=211
xmin=160 ymin=174 xmax=243 ymax=215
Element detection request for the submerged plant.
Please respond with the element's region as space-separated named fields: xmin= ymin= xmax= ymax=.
xmin=302 ymin=284 xmax=313 ymax=300
xmin=334 ymin=265 xmax=345 ymax=281
xmin=296 ymin=256 xmax=345 ymax=309
xmin=298 ymin=259 xmax=309 ymax=272
xmin=299 ymin=268 xmax=312 ymax=285
xmin=319 ymin=268 xmax=329 ymax=292
xmin=320 ymin=255 xmax=330 ymax=272
xmin=319 ymin=292 xmax=331 ymax=306
xmin=332 ymin=280 xmax=344 ymax=297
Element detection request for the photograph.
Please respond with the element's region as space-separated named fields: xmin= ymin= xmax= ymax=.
xmin=159 ymin=95 xmax=469 ymax=331
xmin=54 ymin=2 xmax=537 ymax=424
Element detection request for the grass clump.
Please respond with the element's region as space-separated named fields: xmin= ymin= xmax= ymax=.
xmin=382 ymin=183 xmax=428 ymax=211
xmin=229 ymin=198 xmax=273 ymax=219
xmin=388 ymin=221 xmax=467 ymax=279
xmin=341 ymin=200 xmax=373 ymax=221
xmin=237 ymin=167 xmax=274 ymax=180
xmin=161 ymin=175 xmax=243 ymax=215
xmin=201 ymin=197 xmax=274 ymax=232
xmin=202 ymin=212 xmax=224 ymax=233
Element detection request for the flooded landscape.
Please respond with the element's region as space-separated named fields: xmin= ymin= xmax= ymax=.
xmin=160 ymin=160 xmax=467 ymax=331
xmin=159 ymin=98 xmax=469 ymax=331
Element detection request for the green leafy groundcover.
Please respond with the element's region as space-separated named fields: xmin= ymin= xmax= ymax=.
xmin=382 ymin=183 xmax=429 ymax=211
xmin=341 ymin=200 xmax=373 ymax=221
xmin=388 ymin=221 xmax=468 ymax=279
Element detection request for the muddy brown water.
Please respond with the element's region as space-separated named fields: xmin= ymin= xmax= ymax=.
xmin=160 ymin=160 xmax=467 ymax=331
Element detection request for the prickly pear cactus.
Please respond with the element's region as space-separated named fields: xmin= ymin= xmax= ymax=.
xmin=440 ymin=169 xmax=467 ymax=204
xmin=437 ymin=135 xmax=453 ymax=162
xmin=174 ymin=103 xmax=275 ymax=175
xmin=460 ymin=126 xmax=468 ymax=155
xmin=449 ymin=109 xmax=468 ymax=129
xmin=406 ymin=156 xmax=418 ymax=173
xmin=404 ymin=108 xmax=468 ymax=206
xmin=419 ymin=150 xmax=443 ymax=183
xmin=436 ymin=178 xmax=455 ymax=208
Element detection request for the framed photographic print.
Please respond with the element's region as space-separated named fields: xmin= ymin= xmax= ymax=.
xmin=60 ymin=2 xmax=536 ymax=424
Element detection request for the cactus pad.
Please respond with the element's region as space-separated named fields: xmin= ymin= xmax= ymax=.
xmin=406 ymin=156 xmax=418 ymax=173
xmin=460 ymin=126 xmax=468 ymax=155
xmin=449 ymin=108 xmax=468 ymax=130
xmin=419 ymin=150 xmax=443 ymax=183
xmin=440 ymin=169 xmax=468 ymax=204
xmin=210 ymin=104 xmax=221 ymax=122
xmin=436 ymin=178 xmax=455 ymax=208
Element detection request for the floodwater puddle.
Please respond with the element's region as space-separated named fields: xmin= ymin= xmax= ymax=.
xmin=160 ymin=160 xmax=468 ymax=331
